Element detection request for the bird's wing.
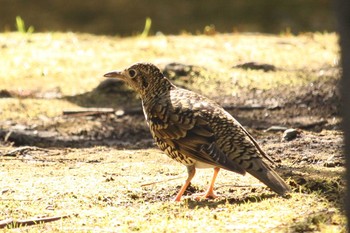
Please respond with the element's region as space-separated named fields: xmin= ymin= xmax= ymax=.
xmin=147 ymin=98 xmax=246 ymax=175
xmin=237 ymin=123 xmax=275 ymax=165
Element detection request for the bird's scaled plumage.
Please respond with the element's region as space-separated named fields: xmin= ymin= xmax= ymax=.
xmin=104 ymin=62 xmax=290 ymax=201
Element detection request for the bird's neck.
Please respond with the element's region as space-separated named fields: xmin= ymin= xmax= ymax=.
xmin=141 ymin=80 xmax=174 ymax=109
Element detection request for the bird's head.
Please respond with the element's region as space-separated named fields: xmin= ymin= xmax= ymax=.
xmin=103 ymin=62 xmax=172 ymax=97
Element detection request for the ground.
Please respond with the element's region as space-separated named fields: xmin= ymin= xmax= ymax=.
xmin=0 ymin=32 xmax=346 ymax=232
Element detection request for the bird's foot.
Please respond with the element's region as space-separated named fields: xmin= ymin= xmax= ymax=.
xmin=173 ymin=196 xmax=183 ymax=202
xmin=192 ymin=190 xmax=219 ymax=201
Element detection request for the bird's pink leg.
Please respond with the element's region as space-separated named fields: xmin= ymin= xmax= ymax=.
xmin=194 ymin=167 xmax=220 ymax=200
xmin=174 ymin=166 xmax=196 ymax=202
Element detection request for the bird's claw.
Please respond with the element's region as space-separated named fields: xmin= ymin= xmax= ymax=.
xmin=192 ymin=191 xmax=219 ymax=201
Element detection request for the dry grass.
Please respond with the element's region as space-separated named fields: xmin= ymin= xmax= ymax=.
xmin=0 ymin=32 xmax=346 ymax=232
xmin=0 ymin=147 xmax=345 ymax=232
xmin=0 ymin=32 xmax=338 ymax=96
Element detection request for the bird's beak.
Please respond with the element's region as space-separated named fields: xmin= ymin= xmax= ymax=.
xmin=103 ymin=70 xmax=124 ymax=79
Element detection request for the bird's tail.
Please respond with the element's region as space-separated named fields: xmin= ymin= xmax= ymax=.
xmin=247 ymin=159 xmax=290 ymax=196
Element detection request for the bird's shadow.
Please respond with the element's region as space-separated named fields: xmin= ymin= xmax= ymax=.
xmin=184 ymin=193 xmax=279 ymax=209
xmin=180 ymin=164 xmax=345 ymax=211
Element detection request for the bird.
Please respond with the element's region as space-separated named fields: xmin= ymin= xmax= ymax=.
xmin=104 ymin=62 xmax=290 ymax=201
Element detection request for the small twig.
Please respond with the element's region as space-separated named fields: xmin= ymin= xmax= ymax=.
xmin=63 ymin=107 xmax=144 ymax=117
xmin=114 ymin=108 xmax=143 ymax=116
xmin=4 ymin=131 xmax=12 ymax=142
xmin=0 ymin=219 xmax=13 ymax=228
xmin=2 ymin=146 xmax=49 ymax=157
xmin=0 ymin=198 xmax=39 ymax=202
xmin=63 ymin=108 xmax=115 ymax=117
xmin=222 ymin=104 xmax=282 ymax=111
xmin=265 ymin=126 xmax=288 ymax=132
xmin=291 ymin=156 xmax=301 ymax=166
xmin=216 ymin=184 xmax=265 ymax=189
xmin=222 ymin=105 xmax=265 ymax=110
xmin=0 ymin=215 xmax=70 ymax=229
xmin=141 ymin=175 xmax=186 ymax=187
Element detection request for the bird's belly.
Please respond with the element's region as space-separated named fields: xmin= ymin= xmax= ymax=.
xmin=194 ymin=160 xmax=216 ymax=169
xmin=153 ymin=138 xmax=215 ymax=169
xmin=158 ymin=143 xmax=196 ymax=166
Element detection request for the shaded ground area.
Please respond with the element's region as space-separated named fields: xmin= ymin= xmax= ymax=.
xmin=0 ymin=62 xmax=341 ymax=148
xmin=0 ymin=32 xmax=345 ymax=232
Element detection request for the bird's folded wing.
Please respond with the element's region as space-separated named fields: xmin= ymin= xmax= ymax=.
xmin=149 ymin=105 xmax=246 ymax=174
xmin=237 ymin=124 xmax=275 ymax=165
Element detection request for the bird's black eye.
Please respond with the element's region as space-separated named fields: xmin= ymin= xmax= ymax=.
xmin=128 ymin=69 xmax=137 ymax=78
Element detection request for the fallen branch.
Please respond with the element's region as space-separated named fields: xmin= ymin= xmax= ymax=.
xmin=63 ymin=107 xmax=143 ymax=117
xmin=63 ymin=108 xmax=115 ymax=117
xmin=0 ymin=215 xmax=70 ymax=229
xmin=62 ymin=104 xmax=281 ymax=118
xmin=265 ymin=126 xmax=288 ymax=132
xmin=216 ymin=184 xmax=265 ymax=188
xmin=2 ymin=146 xmax=49 ymax=157
xmin=222 ymin=104 xmax=282 ymax=111
xmin=222 ymin=105 xmax=266 ymax=110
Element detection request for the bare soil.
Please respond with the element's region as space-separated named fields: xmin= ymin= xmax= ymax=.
xmin=0 ymin=32 xmax=345 ymax=232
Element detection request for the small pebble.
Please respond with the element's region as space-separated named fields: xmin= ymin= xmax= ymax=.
xmin=324 ymin=162 xmax=335 ymax=167
xmin=282 ymin=128 xmax=299 ymax=141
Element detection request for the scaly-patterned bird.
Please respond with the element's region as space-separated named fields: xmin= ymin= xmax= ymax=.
xmin=104 ymin=62 xmax=290 ymax=201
